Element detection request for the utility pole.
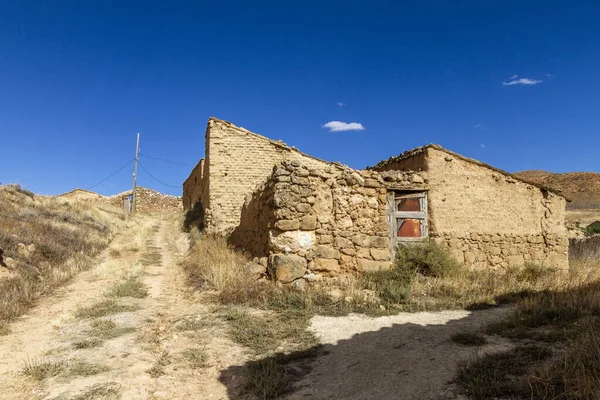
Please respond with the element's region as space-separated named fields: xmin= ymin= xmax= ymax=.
xmin=131 ymin=132 xmax=140 ymax=214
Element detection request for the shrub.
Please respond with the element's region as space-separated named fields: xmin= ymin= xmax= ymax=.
xmin=585 ymin=223 xmax=600 ymax=237
xmin=396 ymin=239 xmax=460 ymax=278
xmin=183 ymin=202 xmax=204 ymax=233
xmin=517 ymin=262 xmax=557 ymax=283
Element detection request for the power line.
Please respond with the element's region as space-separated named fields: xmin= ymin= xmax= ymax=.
xmin=138 ymin=153 xmax=193 ymax=168
xmin=86 ymin=159 xmax=134 ymax=190
xmin=137 ymin=162 xmax=181 ymax=189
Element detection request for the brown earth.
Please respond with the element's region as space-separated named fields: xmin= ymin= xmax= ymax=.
xmin=515 ymin=170 xmax=600 ymax=210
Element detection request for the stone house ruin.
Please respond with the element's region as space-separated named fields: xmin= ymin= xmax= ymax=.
xmin=184 ymin=117 xmax=569 ymax=283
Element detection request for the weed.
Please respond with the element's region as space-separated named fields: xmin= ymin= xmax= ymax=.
xmin=75 ymin=299 xmax=138 ymax=318
xmin=73 ymin=338 xmax=103 ymax=349
xmin=396 ymin=239 xmax=460 ymax=278
xmin=517 ymin=262 xmax=557 ymax=283
xmin=176 ymin=317 xmax=207 ymax=331
xmin=243 ymin=348 xmax=319 ymax=400
xmin=22 ymin=358 xmax=66 ymax=380
xmin=107 ymin=276 xmax=148 ymax=298
xmin=182 ymin=347 xmax=208 ymax=368
xmin=0 ymin=321 xmax=10 ymax=336
xmin=70 ymin=382 xmax=121 ymax=400
xmin=223 ymin=307 xmax=316 ymax=354
xmin=89 ymin=319 xmax=135 ymax=339
xmin=65 ymin=361 xmax=109 ymax=377
xmin=450 ymin=332 xmax=487 ymax=346
xmin=147 ymin=350 xmax=170 ymax=378
xmin=140 ymin=251 xmax=162 ymax=266
xmin=109 ymin=249 xmax=121 ymax=258
xmin=456 ymin=345 xmax=552 ymax=399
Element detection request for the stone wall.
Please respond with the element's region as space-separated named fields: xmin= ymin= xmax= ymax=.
xmin=266 ymin=161 xmax=427 ymax=283
xmin=200 ymin=118 xmax=331 ymax=234
xmin=183 ymin=159 xmax=204 ymax=210
xmin=374 ymin=145 xmax=569 ymax=270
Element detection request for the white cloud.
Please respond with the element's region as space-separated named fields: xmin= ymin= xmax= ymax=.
xmin=336 ymin=102 xmax=347 ymax=107
xmin=480 ymin=144 xmax=486 ymax=149
xmin=474 ymin=124 xmax=483 ymax=129
xmin=502 ymin=75 xmax=543 ymax=86
xmin=323 ymin=121 xmax=365 ymax=132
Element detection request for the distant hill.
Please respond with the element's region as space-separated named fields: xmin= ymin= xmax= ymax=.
xmin=514 ymin=170 xmax=600 ymax=209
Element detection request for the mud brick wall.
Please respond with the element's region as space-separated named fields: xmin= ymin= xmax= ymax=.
xmin=374 ymin=145 xmax=569 ymax=270
xmin=267 ymin=161 xmax=427 ymax=283
xmin=200 ymin=118 xmax=331 ymax=234
xmin=183 ymin=159 xmax=204 ymax=210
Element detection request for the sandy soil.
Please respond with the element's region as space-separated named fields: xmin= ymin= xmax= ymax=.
xmin=285 ymin=308 xmax=511 ymax=400
xmin=0 ymin=215 xmax=245 ymax=400
xmin=0 ymin=213 xmax=510 ymax=400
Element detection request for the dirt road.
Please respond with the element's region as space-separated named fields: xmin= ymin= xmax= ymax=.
xmin=0 ymin=215 xmax=244 ymax=400
xmin=0 ymin=214 xmax=509 ymax=400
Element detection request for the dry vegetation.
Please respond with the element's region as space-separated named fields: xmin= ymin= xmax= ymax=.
xmin=0 ymin=184 xmax=125 ymax=332
xmin=182 ymin=229 xmax=600 ymax=399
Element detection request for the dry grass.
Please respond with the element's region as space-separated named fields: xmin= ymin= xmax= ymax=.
xmin=75 ymin=299 xmax=139 ymax=319
xmin=182 ymin=347 xmax=208 ymax=368
xmin=70 ymin=382 xmax=121 ymax=400
xmin=0 ymin=184 xmax=124 ymax=327
xmin=183 ymin=233 xmax=600 ymax=399
xmin=147 ymin=349 xmax=170 ymax=378
xmin=65 ymin=360 xmax=109 ymax=377
xmin=22 ymin=358 xmax=67 ymax=380
xmin=106 ymin=276 xmax=148 ymax=298
xmin=457 ymin=255 xmax=600 ymax=399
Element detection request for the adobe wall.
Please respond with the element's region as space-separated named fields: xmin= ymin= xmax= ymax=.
xmin=266 ymin=161 xmax=427 ymax=283
xmin=183 ymin=159 xmax=204 ymax=210
xmin=424 ymin=147 xmax=568 ymax=269
xmin=203 ymin=118 xmax=331 ymax=234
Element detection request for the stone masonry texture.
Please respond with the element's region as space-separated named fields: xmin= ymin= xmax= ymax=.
xmin=183 ymin=119 xmax=570 ymax=283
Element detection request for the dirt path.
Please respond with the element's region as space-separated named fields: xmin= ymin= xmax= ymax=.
xmin=0 ymin=215 xmax=243 ymax=400
xmin=0 ymin=214 xmax=510 ymax=400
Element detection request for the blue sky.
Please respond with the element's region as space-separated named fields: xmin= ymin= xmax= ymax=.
xmin=1 ymin=1 xmax=599 ymax=196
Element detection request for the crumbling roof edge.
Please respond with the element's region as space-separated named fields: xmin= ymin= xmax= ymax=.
xmin=370 ymin=143 xmax=571 ymax=201
xmin=208 ymin=117 xmax=337 ymax=167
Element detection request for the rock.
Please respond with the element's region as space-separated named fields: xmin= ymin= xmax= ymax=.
xmin=246 ymin=262 xmax=266 ymax=277
xmin=269 ymin=254 xmax=307 ymax=283
xmin=302 ymin=273 xmax=319 ymax=282
xmin=411 ymin=174 xmax=424 ymax=183
xmin=356 ymin=258 xmax=391 ymax=272
xmin=368 ymin=236 xmax=390 ymax=249
xmin=370 ymin=248 xmax=390 ymax=261
xmin=351 ymin=172 xmax=365 ymax=186
xmin=334 ymin=237 xmax=353 ymax=249
xmin=275 ymin=168 xmax=291 ymax=176
xmin=314 ymin=245 xmax=340 ymax=259
xmin=274 ymin=219 xmax=301 ymax=231
xmin=291 ymin=279 xmax=306 ymax=291
xmin=318 ymin=235 xmax=333 ymax=244
xmin=300 ymin=215 xmax=317 ymax=230
xmin=314 ymin=258 xmax=340 ymax=273
xmin=296 ymin=203 xmax=312 ymax=213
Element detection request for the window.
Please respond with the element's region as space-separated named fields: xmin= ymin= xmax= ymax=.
xmin=389 ymin=192 xmax=428 ymax=244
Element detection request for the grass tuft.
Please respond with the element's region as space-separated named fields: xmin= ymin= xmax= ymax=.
xmin=73 ymin=338 xmax=103 ymax=349
xmin=22 ymin=358 xmax=66 ymax=380
xmin=70 ymin=382 xmax=121 ymax=400
xmin=107 ymin=276 xmax=148 ymax=298
xmin=66 ymin=361 xmax=109 ymax=377
xmin=75 ymin=299 xmax=138 ymax=319
xmin=182 ymin=347 xmax=208 ymax=368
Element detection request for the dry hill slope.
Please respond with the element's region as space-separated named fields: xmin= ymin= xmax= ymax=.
xmin=514 ymin=170 xmax=600 ymax=210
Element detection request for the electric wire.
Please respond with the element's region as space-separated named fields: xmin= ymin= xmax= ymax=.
xmin=86 ymin=158 xmax=134 ymax=190
xmin=137 ymin=162 xmax=181 ymax=188
xmin=138 ymin=153 xmax=193 ymax=168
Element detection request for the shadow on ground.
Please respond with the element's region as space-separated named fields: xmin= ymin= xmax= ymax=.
xmin=219 ymin=306 xmax=511 ymax=400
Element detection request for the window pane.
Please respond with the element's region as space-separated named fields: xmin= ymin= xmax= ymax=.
xmin=396 ymin=198 xmax=421 ymax=212
xmin=397 ymin=218 xmax=422 ymax=237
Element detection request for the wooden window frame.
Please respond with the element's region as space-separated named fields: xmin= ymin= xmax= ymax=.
xmin=387 ymin=191 xmax=428 ymax=253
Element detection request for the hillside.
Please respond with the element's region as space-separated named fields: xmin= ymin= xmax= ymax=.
xmin=514 ymin=170 xmax=600 ymax=210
